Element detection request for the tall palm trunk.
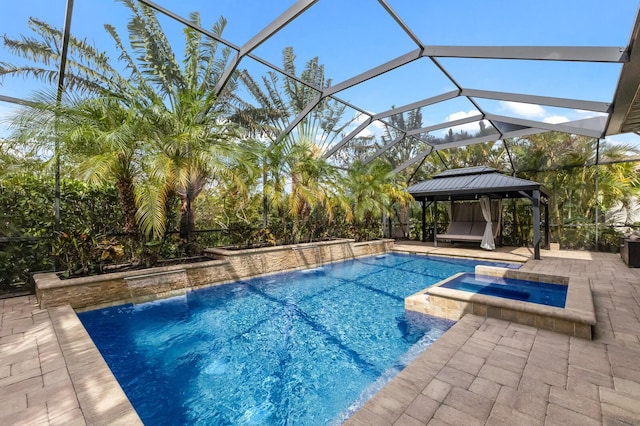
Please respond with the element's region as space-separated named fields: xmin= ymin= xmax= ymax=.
xmin=551 ymin=196 xmax=563 ymax=243
xmin=116 ymin=176 xmax=140 ymax=248
xmin=179 ymin=191 xmax=193 ymax=254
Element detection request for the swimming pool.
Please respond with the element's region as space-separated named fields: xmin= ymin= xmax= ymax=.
xmin=78 ymin=253 xmax=515 ymax=425
xmin=441 ymin=272 xmax=568 ymax=307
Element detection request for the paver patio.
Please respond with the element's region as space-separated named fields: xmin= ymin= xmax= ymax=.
xmin=1 ymin=245 xmax=639 ymax=425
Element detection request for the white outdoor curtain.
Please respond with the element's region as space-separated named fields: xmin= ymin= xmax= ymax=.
xmin=480 ymin=196 xmax=495 ymax=250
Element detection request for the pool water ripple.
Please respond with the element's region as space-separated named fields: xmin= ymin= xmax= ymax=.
xmin=79 ymin=253 xmax=514 ymax=425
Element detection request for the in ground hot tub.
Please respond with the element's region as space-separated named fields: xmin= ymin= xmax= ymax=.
xmin=405 ymin=265 xmax=596 ymax=339
xmin=439 ymin=272 xmax=567 ymax=308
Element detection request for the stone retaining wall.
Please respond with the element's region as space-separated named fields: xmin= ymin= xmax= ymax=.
xmin=35 ymin=239 xmax=394 ymax=309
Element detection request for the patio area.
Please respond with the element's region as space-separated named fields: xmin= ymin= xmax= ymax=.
xmin=1 ymin=245 xmax=639 ymax=425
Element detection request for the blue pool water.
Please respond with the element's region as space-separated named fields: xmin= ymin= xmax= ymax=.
xmin=78 ymin=253 xmax=517 ymax=425
xmin=441 ymin=273 xmax=567 ymax=308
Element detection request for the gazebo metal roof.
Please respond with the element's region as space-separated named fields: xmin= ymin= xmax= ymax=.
xmin=410 ymin=166 xmax=550 ymax=259
xmin=407 ymin=166 xmax=549 ymax=202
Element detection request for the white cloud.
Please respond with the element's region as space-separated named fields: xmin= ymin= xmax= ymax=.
xmin=446 ymin=110 xmax=480 ymax=122
xmin=350 ymin=111 xmax=386 ymax=138
xmin=543 ymin=115 xmax=569 ymax=124
xmin=444 ymin=110 xmax=482 ymax=133
xmin=500 ymin=101 xmax=546 ymax=118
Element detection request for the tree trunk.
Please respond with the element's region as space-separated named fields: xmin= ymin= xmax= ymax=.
xmin=179 ymin=189 xmax=195 ymax=255
xmin=512 ymin=199 xmax=519 ymax=246
xmin=115 ymin=177 xmax=142 ymax=263
xmin=116 ymin=177 xmax=140 ymax=244
xmin=179 ymin=194 xmax=191 ymax=239
xmin=292 ymin=217 xmax=300 ymax=244
xmin=551 ymin=195 xmax=563 ymax=244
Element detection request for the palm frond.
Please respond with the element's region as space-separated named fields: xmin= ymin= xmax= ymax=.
xmin=120 ymin=0 xmax=184 ymax=100
xmin=135 ymin=180 xmax=169 ymax=239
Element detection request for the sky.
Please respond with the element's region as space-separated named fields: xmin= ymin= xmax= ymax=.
xmin=1 ymin=0 xmax=640 ymax=149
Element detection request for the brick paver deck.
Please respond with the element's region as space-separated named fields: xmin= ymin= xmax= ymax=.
xmin=1 ymin=247 xmax=639 ymax=425
xmin=0 ymin=298 xmax=140 ymax=425
xmin=346 ymin=248 xmax=640 ymax=425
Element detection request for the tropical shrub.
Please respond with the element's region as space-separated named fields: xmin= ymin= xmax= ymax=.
xmin=0 ymin=175 xmax=122 ymax=292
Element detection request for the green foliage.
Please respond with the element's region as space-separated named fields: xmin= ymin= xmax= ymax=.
xmin=0 ymin=175 xmax=122 ymax=293
xmin=51 ymin=229 xmax=97 ymax=277
xmin=51 ymin=230 xmax=127 ymax=278
xmin=97 ymin=237 xmax=125 ymax=262
xmin=1 ymin=174 xmax=121 ymax=240
xmin=5 ymin=2 xmax=639 ymax=277
xmin=3 ymin=2 xmax=242 ymax=250
xmin=0 ymin=239 xmax=50 ymax=295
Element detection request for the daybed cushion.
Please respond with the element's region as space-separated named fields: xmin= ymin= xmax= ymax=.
xmin=437 ymin=221 xmax=480 ymax=242
xmin=437 ymin=233 xmax=483 ymax=242
xmin=437 ymin=221 xmax=499 ymax=242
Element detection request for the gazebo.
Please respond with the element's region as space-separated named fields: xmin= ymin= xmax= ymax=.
xmin=407 ymin=166 xmax=550 ymax=260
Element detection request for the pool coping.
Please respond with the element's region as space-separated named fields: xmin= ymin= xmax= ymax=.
xmin=48 ymin=305 xmax=142 ymax=425
xmin=405 ymin=265 xmax=596 ymax=339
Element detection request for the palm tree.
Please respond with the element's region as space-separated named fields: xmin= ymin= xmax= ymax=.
xmin=507 ymin=132 xmax=640 ymax=245
xmin=593 ymin=143 xmax=640 ymax=212
xmin=342 ymin=160 xmax=413 ymax=240
xmin=368 ymin=108 xmax=431 ymax=236
xmin=3 ymin=1 xmax=245 ymax=251
xmin=102 ymin=1 xmax=241 ymax=245
xmin=228 ymin=105 xmax=284 ymax=229
xmin=234 ymin=47 xmax=352 ymax=241
xmin=284 ymin=140 xmax=340 ymax=243
xmin=7 ymin=91 xmax=149 ymax=253
xmin=2 ymin=16 xmax=133 ymax=97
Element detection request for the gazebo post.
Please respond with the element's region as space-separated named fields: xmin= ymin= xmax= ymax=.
xmin=533 ymin=189 xmax=541 ymax=259
xmin=421 ymin=199 xmax=427 ymax=242
xmin=433 ymin=200 xmax=438 ymax=247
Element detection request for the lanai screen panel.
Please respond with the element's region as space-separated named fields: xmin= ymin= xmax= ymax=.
xmin=401 ymin=97 xmax=483 ymax=134
xmin=249 ymin=0 xmax=418 ymax=84
xmin=146 ymin=0 xmax=297 ymax=46
xmin=329 ymin=118 xmax=392 ymax=168
xmin=2 ymin=0 xmax=640 ymax=168
xmin=386 ymin=0 xmax=637 ymax=45
xmin=472 ymin=98 xmax=609 ymax=130
xmin=234 ymin=55 xmax=324 ymax=134
xmin=439 ymin=58 xmax=622 ymax=102
xmin=332 ymin=58 xmax=457 ymax=116
xmin=0 ymin=0 xmax=66 ymax=100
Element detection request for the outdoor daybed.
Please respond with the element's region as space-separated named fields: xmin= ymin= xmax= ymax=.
xmin=436 ymin=198 xmax=501 ymax=248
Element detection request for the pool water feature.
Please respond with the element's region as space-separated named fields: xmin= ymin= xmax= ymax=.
xmin=440 ymin=272 xmax=567 ymax=307
xmin=78 ymin=253 xmax=515 ymax=425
